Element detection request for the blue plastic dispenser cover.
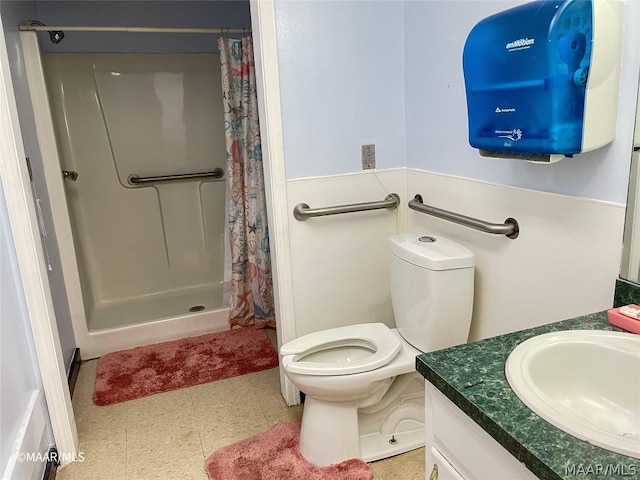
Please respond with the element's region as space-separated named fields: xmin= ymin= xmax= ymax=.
xmin=463 ymin=0 xmax=593 ymax=156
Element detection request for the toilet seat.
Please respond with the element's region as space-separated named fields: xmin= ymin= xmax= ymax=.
xmin=280 ymin=323 xmax=401 ymax=376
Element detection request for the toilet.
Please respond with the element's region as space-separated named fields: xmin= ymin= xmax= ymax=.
xmin=279 ymin=233 xmax=475 ymax=467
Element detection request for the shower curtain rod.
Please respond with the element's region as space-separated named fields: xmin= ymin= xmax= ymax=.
xmin=19 ymin=25 xmax=249 ymax=34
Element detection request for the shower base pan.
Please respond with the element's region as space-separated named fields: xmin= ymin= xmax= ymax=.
xmin=87 ymin=284 xmax=225 ymax=331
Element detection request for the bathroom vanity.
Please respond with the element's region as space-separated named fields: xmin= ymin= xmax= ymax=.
xmin=416 ymin=312 xmax=640 ymax=480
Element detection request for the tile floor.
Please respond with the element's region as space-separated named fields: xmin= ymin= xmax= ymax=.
xmin=57 ymin=330 xmax=425 ymax=480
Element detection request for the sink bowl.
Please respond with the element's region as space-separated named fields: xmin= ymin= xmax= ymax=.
xmin=506 ymin=330 xmax=640 ymax=459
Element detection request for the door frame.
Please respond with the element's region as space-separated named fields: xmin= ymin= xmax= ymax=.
xmin=250 ymin=0 xmax=298 ymax=405
xmin=0 ymin=15 xmax=79 ymax=463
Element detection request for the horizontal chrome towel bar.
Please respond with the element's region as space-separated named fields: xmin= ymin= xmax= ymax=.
xmin=294 ymin=193 xmax=400 ymax=221
xmin=128 ymin=168 xmax=224 ymax=186
xmin=408 ymin=194 xmax=519 ymax=239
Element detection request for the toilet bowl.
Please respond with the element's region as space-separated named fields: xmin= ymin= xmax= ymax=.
xmin=281 ymin=327 xmax=423 ymax=466
xmin=280 ymin=233 xmax=475 ymax=467
xmin=281 ymin=324 xmax=408 ymax=402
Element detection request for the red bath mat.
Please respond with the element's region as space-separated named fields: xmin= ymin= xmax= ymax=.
xmin=205 ymin=422 xmax=374 ymax=480
xmin=93 ymin=327 xmax=279 ymax=406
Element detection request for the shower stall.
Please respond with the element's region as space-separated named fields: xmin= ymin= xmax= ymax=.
xmin=20 ymin=24 xmax=246 ymax=358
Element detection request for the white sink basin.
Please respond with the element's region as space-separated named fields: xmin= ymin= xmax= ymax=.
xmin=506 ymin=330 xmax=640 ymax=459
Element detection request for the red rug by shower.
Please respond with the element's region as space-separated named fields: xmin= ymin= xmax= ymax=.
xmin=205 ymin=421 xmax=374 ymax=480
xmin=93 ymin=327 xmax=279 ymax=406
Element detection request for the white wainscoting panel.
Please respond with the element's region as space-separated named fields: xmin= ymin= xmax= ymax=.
xmin=286 ymin=169 xmax=405 ymax=337
xmin=406 ymin=169 xmax=625 ymax=341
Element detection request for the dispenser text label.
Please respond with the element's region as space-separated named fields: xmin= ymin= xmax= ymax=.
xmin=506 ymin=38 xmax=535 ymax=51
xmin=496 ymin=129 xmax=523 ymax=141
xmin=495 ymin=107 xmax=516 ymax=113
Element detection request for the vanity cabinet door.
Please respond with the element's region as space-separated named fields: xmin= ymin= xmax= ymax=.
xmin=425 ymin=384 xmax=539 ymax=480
xmin=429 ymin=447 xmax=465 ymax=480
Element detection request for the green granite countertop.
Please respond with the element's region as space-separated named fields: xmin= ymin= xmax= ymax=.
xmin=416 ymin=312 xmax=640 ymax=480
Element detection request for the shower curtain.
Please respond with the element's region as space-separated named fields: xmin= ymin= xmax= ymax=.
xmin=218 ymin=36 xmax=276 ymax=329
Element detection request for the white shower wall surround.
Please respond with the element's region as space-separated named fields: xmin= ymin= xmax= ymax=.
xmin=286 ymin=168 xmax=625 ymax=342
xmin=43 ymin=53 xmax=229 ymax=356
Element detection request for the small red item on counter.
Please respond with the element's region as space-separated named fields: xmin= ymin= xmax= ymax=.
xmin=607 ymin=304 xmax=640 ymax=334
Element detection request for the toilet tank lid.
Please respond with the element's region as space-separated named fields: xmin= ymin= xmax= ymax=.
xmin=389 ymin=233 xmax=475 ymax=270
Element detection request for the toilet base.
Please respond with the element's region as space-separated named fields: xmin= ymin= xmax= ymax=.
xmin=359 ymin=372 xmax=425 ymax=461
xmin=360 ymin=428 xmax=425 ymax=462
xmin=298 ymin=372 xmax=426 ymax=467
xmin=299 ymin=397 xmax=360 ymax=467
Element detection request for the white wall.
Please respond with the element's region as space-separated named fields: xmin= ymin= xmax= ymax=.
xmin=406 ymin=170 xmax=625 ymax=340
xmin=275 ymin=0 xmax=406 ymax=178
xmin=276 ymin=0 xmax=640 ymax=340
xmin=286 ymin=170 xmax=405 ymax=336
xmin=274 ymin=0 xmax=407 ymax=337
xmin=286 ymin=167 xmax=628 ymax=339
xmin=1 ymin=0 xmax=76 ymax=371
xmin=403 ymin=0 xmax=640 ymax=338
xmin=404 ymin=0 xmax=640 ymax=204
xmin=0 ymin=182 xmax=51 ymax=480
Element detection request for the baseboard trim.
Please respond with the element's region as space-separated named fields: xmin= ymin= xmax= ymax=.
xmin=67 ymin=348 xmax=81 ymax=399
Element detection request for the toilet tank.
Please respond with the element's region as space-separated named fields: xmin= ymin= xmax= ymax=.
xmin=389 ymin=234 xmax=475 ymax=353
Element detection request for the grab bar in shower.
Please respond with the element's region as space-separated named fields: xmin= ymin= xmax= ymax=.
xmin=293 ymin=193 xmax=400 ymax=221
xmin=128 ymin=168 xmax=224 ymax=186
xmin=408 ymin=194 xmax=519 ymax=239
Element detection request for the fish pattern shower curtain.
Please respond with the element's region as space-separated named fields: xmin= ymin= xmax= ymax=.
xmin=218 ymin=36 xmax=276 ymax=328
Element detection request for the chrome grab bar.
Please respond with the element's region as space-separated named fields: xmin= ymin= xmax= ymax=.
xmin=408 ymin=194 xmax=519 ymax=239
xmin=294 ymin=193 xmax=400 ymax=221
xmin=128 ymin=168 xmax=224 ymax=186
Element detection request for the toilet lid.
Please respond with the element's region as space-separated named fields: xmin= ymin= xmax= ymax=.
xmin=280 ymin=323 xmax=402 ymax=376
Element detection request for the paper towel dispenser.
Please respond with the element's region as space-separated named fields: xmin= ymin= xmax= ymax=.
xmin=463 ymin=0 xmax=622 ymax=163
